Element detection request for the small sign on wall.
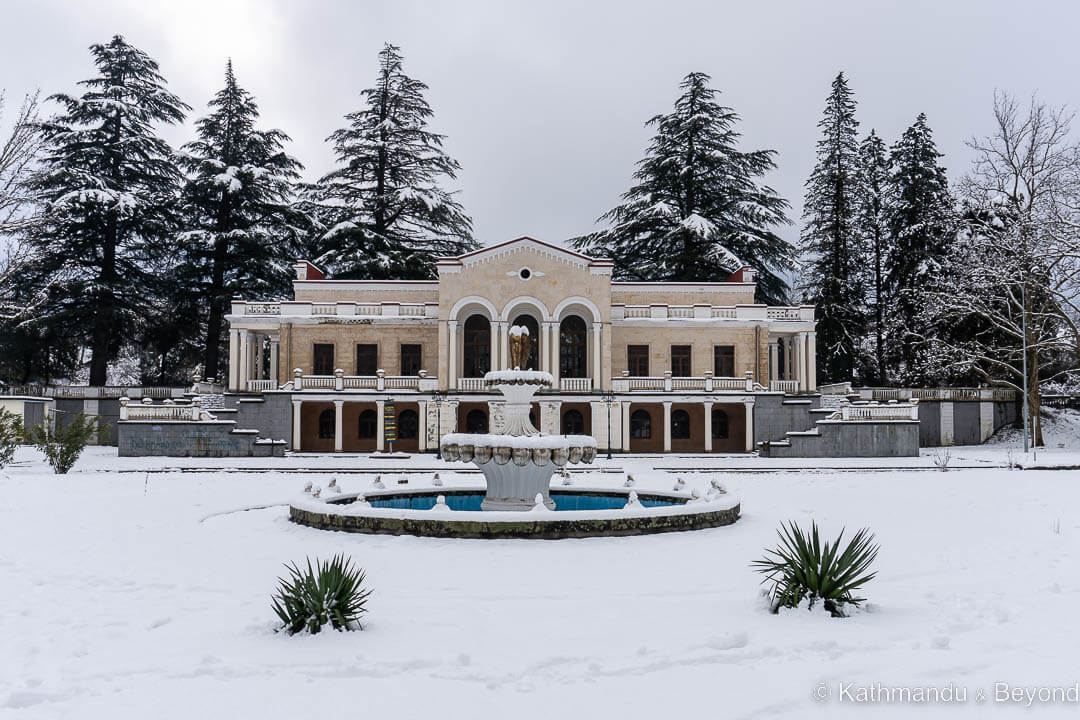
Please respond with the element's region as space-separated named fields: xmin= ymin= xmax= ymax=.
xmin=383 ymin=400 xmax=396 ymax=450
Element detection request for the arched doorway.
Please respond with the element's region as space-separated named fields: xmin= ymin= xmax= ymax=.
xmin=463 ymin=315 xmax=491 ymax=377
xmin=559 ymin=315 xmax=587 ymax=378
xmin=562 ymin=409 xmax=585 ymax=435
xmin=510 ymin=314 xmax=539 ymax=370
xmin=465 ymin=408 xmax=488 ymax=433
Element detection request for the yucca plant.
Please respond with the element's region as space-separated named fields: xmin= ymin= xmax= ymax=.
xmin=0 ymin=409 xmax=23 ymax=469
xmin=27 ymin=412 xmax=102 ymax=474
xmin=753 ymin=521 xmax=879 ymax=617
xmin=272 ymin=555 xmax=372 ymax=634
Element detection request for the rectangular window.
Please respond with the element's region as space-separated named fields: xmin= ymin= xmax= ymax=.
xmin=356 ymin=344 xmax=377 ymax=376
xmin=671 ymin=345 xmax=692 ymax=377
xmin=400 ymin=344 xmax=422 ymax=376
xmin=313 ymin=343 xmax=334 ymax=375
xmin=714 ymin=345 xmax=735 ymax=377
xmin=627 ymin=345 xmax=649 ymax=376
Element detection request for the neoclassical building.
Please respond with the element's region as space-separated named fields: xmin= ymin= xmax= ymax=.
xmin=226 ymin=237 xmax=817 ymax=453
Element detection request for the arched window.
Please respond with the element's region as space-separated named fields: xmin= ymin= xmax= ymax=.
xmin=671 ymin=409 xmax=691 ymax=439
xmin=398 ymin=409 xmax=418 ymax=439
xmin=318 ymin=408 xmax=335 ymax=439
xmin=712 ymin=409 xmax=729 ymax=439
xmin=630 ymin=409 xmax=651 ymax=439
xmin=357 ymin=409 xmax=377 ymax=438
xmin=462 ymin=315 xmax=491 ymax=377
xmin=559 ymin=315 xmax=588 ymax=378
xmin=529 ymin=407 xmax=538 ymax=430
xmin=562 ymin=409 xmax=585 ymax=435
xmin=511 ymin=314 xmax=539 ymax=370
xmin=466 ymin=409 xmax=488 ymax=433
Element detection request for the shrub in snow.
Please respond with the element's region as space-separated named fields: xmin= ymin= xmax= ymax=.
xmin=272 ymin=555 xmax=372 ymax=635
xmin=752 ymin=521 xmax=879 ymax=618
xmin=932 ymin=448 xmax=951 ymax=472
xmin=27 ymin=413 xmax=102 ymax=474
xmin=0 ymin=409 xmax=24 ymax=469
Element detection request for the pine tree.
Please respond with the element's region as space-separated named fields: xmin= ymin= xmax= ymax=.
xmin=25 ymin=35 xmax=188 ymax=386
xmin=314 ymin=43 xmax=474 ymax=279
xmin=798 ymin=73 xmax=864 ymax=383
xmin=884 ymin=113 xmax=954 ymax=381
xmin=175 ymin=61 xmax=308 ymax=383
xmin=572 ymin=72 xmax=792 ymax=304
xmin=854 ymin=129 xmax=890 ymax=384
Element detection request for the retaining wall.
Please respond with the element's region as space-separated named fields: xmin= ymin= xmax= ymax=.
xmin=762 ymin=420 xmax=920 ymax=458
xmin=117 ymin=421 xmax=285 ymax=457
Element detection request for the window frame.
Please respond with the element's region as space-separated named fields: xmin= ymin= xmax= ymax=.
xmin=630 ymin=409 xmax=652 ymax=439
xmin=357 ymin=408 xmax=377 ymax=439
xmin=317 ymin=408 xmax=335 ymax=439
xmin=313 ymin=343 xmax=335 ymax=376
xmin=713 ymin=344 xmax=736 ymax=377
xmin=356 ymin=343 xmax=378 ymax=376
xmin=711 ymin=408 xmax=730 ymax=439
xmin=627 ymin=345 xmax=650 ymax=377
xmin=671 ymin=408 xmax=691 ymax=439
xmin=400 ymin=343 xmax=422 ymax=376
xmin=671 ymin=345 xmax=692 ymax=377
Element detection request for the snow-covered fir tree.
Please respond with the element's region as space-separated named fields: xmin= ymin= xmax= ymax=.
xmin=884 ymin=113 xmax=954 ymax=382
xmin=313 ymin=43 xmax=474 ymax=279
xmin=798 ymin=72 xmax=864 ymax=383
xmin=854 ymin=129 xmax=890 ymax=384
xmin=24 ymin=35 xmax=188 ymax=385
xmin=174 ymin=60 xmax=308 ymax=383
xmin=573 ymin=72 xmax=792 ymax=304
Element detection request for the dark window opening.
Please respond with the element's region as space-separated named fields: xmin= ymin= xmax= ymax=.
xmin=398 ymin=409 xmax=418 ymax=439
xmin=562 ymin=409 xmax=585 ymax=435
xmin=358 ymin=409 xmax=377 ymax=438
xmin=671 ymin=409 xmax=691 ymax=439
xmin=630 ymin=409 xmax=651 ymax=439
xmin=511 ymin=314 xmax=539 ymax=370
xmin=628 ymin=345 xmax=649 ymax=376
xmin=560 ymin=315 xmax=588 ymax=378
xmin=356 ymin=344 xmax=377 ymax=376
xmin=318 ymin=408 xmax=334 ymax=439
xmin=712 ymin=409 xmax=729 ymax=439
xmin=313 ymin=343 xmax=334 ymax=375
xmin=400 ymin=344 xmax=422 ymax=376
xmin=671 ymin=345 xmax=692 ymax=377
xmin=465 ymin=409 xmax=488 ymax=433
xmin=463 ymin=315 xmax=491 ymax=377
xmin=714 ymin=345 xmax=735 ymax=377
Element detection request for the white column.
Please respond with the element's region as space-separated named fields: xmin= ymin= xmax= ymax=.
xmin=418 ymin=400 xmax=428 ymax=452
xmin=744 ymin=401 xmax=755 ymax=452
xmin=491 ymin=321 xmax=502 ymax=371
xmin=270 ymin=340 xmax=279 ymax=388
xmin=807 ymin=332 xmax=817 ymax=391
xmin=589 ymin=401 xmax=605 ymax=450
xmin=228 ymin=329 xmax=240 ymax=391
xmin=591 ymin=323 xmax=602 ymax=389
xmin=376 ymin=400 xmax=385 ymax=452
xmin=769 ymin=342 xmax=779 ymax=382
xmin=448 ymin=321 xmax=458 ymax=390
xmin=704 ymin=401 xmax=713 ymax=452
xmin=333 ymin=399 xmax=344 ymax=453
xmin=621 ymin=400 xmax=631 ymax=452
xmin=499 ymin=322 xmax=510 ymax=371
xmin=291 ymin=399 xmax=302 ymax=451
xmin=663 ymin=401 xmax=672 ymax=453
xmin=238 ymin=329 xmax=250 ymax=391
xmin=979 ymin=400 xmax=994 ymax=442
xmin=940 ymin=402 xmax=955 ymax=446
xmin=796 ymin=333 xmax=807 ymax=392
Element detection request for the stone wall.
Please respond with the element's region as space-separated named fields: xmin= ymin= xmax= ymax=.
xmin=609 ymin=326 xmax=762 ymax=380
xmin=282 ymin=323 xmax=440 ymax=384
xmin=117 ymin=421 xmax=285 ymax=457
xmin=917 ymin=399 xmax=1018 ymax=446
xmin=753 ymin=393 xmax=821 ymax=444
xmin=231 ymin=394 xmax=294 ymax=446
xmin=763 ymin=420 xmax=919 ymax=458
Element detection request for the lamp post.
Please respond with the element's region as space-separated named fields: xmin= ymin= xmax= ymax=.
xmin=432 ymin=390 xmax=447 ymax=459
xmin=601 ymin=391 xmax=617 ymax=460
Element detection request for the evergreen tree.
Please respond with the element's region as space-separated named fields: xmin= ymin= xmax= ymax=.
xmin=854 ymin=129 xmax=890 ymax=383
xmin=798 ymin=73 xmax=864 ymax=383
xmin=314 ymin=43 xmax=474 ymax=279
xmin=884 ymin=113 xmax=954 ymax=381
xmin=175 ymin=60 xmax=308 ymax=383
xmin=572 ymin=72 xmax=792 ymax=304
xmin=24 ymin=35 xmax=188 ymax=386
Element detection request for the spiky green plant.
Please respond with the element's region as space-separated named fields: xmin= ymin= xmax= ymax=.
xmin=272 ymin=555 xmax=372 ymax=635
xmin=27 ymin=412 xmax=102 ymax=474
xmin=752 ymin=521 xmax=879 ymax=617
xmin=0 ymin=409 xmax=24 ymax=469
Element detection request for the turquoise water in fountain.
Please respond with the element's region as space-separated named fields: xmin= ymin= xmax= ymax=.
xmin=366 ymin=491 xmax=684 ymax=512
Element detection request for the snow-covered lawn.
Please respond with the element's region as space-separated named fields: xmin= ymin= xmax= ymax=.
xmin=2 ymin=438 xmax=1079 ymax=718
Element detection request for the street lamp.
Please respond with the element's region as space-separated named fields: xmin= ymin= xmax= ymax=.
xmin=601 ymin=391 xmax=617 ymax=460
xmin=432 ymin=390 xmax=447 ymax=459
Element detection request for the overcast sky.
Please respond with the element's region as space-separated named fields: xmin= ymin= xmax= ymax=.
xmin=4 ymin=0 xmax=1079 ymax=252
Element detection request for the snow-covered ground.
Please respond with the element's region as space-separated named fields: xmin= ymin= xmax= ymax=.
xmin=2 ymin=422 xmax=1079 ymax=718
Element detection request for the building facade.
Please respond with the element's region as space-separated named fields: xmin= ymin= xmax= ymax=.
xmin=225 ymin=237 xmax=817 ymax=453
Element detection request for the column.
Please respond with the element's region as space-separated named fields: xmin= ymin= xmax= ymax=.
xmin=796 ymin=333 xmax=807 ymax=392
xmin=704 ymin=401 xmax=714 ymax=453
xmin=499 ymin=322 xmax=510 ymax=371
xmin=418 ymin=400 xmax=428 ymax=452
xmin=376 ymin=400 xmax=385 ymax=452
xmin=447 ymin=321 xmax=458 ymax=390
xmin=492 ymin=321 xmax=504 ymax=371
xmin=807 ymin=332 xmax=817 ymax=392
xmin=333 ymin=399 xmax=344 ymax=453
xmin=550 ymin=322 xmax=561 ymax=383
xmin=769 ymin=342 xmax=779 ymax=383
xmin=238 ymin=329 xmax=250 ymax=391
xmin=621 ymin=400 xmax=631 ymax=452
xmin=940 ymin=402 xmax=955 ymax=446
xmin=591 ymin=323 xmax=602 ymax=390
xmin=662 ymin=401 xmax=672 ymax=453
xmin=589 ymin=401 xmax=605 ymax=451
xmin=541 ymin=400 xmax=562 ymax=435
xmin=270 ymin=339 xmax=279 ymax=387
xmin=744 ymin=401 xmax=755 ymax=452
xmin=291 ymin=399 xmax=302 ymax=451
xmin=228 ymin=329 xmax=240 ymax=391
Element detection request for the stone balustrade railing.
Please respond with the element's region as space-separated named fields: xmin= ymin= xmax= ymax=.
xmin=612 ymin=303 xmax=814 ymax=322
xmin=612 ymin=371 xmax=755 ymax=393
xmin=559 ymin=377 xmax=592 ymax=392
xmin=119 ymin=396 xmax=215 ymax=421
xmin=0 ymin=385 xmax=186 ymax=399
xmin=769 ymin=380 xmax=801 ymax=393
xmin=861 ymin=387 xmax=1017 ymax=402
xmin=290 ymin=368 xmax=439 ymax=392
xmin=840 ymin=401 xmax=919 ymax=422
xmin=235 ymin=300 xmax=439 ymax=318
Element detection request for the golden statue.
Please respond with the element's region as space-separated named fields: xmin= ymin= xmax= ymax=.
xmin=509 ymin=325 xmax=532 ymax=370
